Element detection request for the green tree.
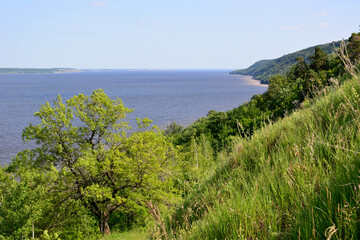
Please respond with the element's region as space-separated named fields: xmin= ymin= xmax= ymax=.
xmin=19 ymin=89 xmax=179 ymax=235
xmin=348 ymin=32 xmax=360 ymax=63
xmin=293 ymin=57 xmax=309 ymax=79
xmin=2 ymin=151 xmax=101 ymax=239
xmin=164 ymin=121 xmax=184 ymax=135
xmin=310 ymin=46 xmax=329 ymax=72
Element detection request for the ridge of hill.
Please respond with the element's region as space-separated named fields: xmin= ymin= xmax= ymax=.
xmin=231 ymin=41 xmax=342 ymax=84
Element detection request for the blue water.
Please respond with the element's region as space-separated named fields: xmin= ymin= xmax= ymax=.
xmin=0 ymin=70 xmax=266 ymax=164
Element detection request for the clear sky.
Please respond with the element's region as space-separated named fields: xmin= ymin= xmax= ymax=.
xmin=0 ymin=0 xmax=359 ymax=69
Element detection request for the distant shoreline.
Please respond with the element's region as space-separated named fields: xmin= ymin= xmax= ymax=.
xmin=0 ymin=68 xmax=82 ymax=74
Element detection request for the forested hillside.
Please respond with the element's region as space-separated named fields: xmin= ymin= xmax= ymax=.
xmin=155 ymin=33 xmax=360 ymax=240
xmin=158 ymin=34 xmax=360 ymax=239
xmin=231 ymin=41 xmax=342 ymax=84
xmin=162 ymin=68 xmax=360 ymax=239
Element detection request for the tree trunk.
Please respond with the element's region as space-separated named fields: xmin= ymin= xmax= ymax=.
xmin=100 ymin=213 xmax=111 ymax=236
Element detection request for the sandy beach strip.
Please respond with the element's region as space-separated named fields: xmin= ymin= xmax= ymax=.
xmin=240 ymin=75 xmax=268 ymax=87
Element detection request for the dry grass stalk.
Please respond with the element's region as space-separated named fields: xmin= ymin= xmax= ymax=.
xmin=146 ymin=201 xmax=169 ymax=239
xmin=325 ymin=224 xmax=338 ymax=240
xmin=335 ymin=40 xmax=359 ymax=80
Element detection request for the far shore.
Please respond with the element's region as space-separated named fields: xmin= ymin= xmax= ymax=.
xmin=0 ymin=68 xmax=82 ymax=74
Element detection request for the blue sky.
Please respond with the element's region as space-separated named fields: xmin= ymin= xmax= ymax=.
xmin=0 ymin=0 xmax=359 ymax=69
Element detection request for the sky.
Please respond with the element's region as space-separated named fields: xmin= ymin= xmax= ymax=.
xmin=0 ymin=0 xmax=359 ymax=69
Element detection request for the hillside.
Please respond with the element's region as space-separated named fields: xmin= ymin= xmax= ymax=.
xmin=161 ymin=74 xmax=360 ymax=239
xmin=231 ymin=41 xmax=342 ymax=84
xmin=0 ymin=68 xmax=81 ymax=74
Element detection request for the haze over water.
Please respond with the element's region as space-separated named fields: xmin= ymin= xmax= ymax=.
xmin=0 ymin=70 xmax=266 ymax=164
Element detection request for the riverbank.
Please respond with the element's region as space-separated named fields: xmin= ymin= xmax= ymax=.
xmin=240 ymin=75 xmax=268 ymax=87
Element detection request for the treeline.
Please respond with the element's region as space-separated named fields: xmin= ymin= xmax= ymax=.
xmin=230 ymin=41 xmax=342 ymax=83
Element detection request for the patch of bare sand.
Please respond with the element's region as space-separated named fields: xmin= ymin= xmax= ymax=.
xmin=241 ymin=75 xmax=268 ymax=87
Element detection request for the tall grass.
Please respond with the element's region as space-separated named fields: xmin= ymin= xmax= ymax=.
xmin=100 ymin=229 xmax=147 ymax=240
xmin=156 ymin=75 xmax=360 ymax=239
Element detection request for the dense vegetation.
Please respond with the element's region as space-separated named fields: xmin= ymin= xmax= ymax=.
xmin=160 ymin=33 xmax=360 ymax=239
xmin=170 ymin=45 xmax=346 ymax=155
xmin=0 ymin=32 xmax=359 ymax=239
xmin=0 ymin=68 xmax=80 ymax=74
xmin=230 ymin=41 xmax=342 ymax=84
xmin=163 ymin=68 xmax=360 ymax=239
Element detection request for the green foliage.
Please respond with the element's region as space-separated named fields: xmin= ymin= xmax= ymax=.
xmin=348 ymin=32 xmax=360 ymax=63
xmin=5 ymin=89 xmax=179 ymax=237
xmin=175 ymin=134 xmax=220 ymax=195
xmin=174 ymin=47 xmax=341 ymax=155
xmin=0 ymin=167 xmax=36 ymax=238
xmin=231 ymin=41 xmax=341 ymax=83
xmin=310 ymin=46 xmax=329 ymax=72
xmin=161 ymin=73 xmax=360 ymax=240
xmin=0 ymin=156 xmax=100 ymax=239
xmin=157 ymin=37 xmax=359 ymax=239
xmin=164 ymin=122 xmax=183 ymax=136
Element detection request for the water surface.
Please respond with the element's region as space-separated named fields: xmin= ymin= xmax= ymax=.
xmin=0 ymin=70 xmax=266 ymax=164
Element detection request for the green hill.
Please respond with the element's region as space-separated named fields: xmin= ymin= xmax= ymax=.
xmin=231 ymin=41 xmax=342 ymax=84
xmin=152 ymin=36 xmax=360 ymax=240
xmin=161 ymin=73 xmax=360 ymax=239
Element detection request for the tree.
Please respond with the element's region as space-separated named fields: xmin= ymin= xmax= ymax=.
xmin=19 ymin=89 xmax=179 ymax=235
xmin=310 ymin=46 xmax=329 ymax=72
xmin=293 ymin=57 xmax=309 ymax=80
xmin=348 ymin=32 xmax=360 ymax=63
xmin=1 ymin=160 xmax=100 ymax=239
xmin=164 ymin=121 xmax=184 ymax=135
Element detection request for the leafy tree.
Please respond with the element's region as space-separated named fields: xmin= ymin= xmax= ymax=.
xmin=0 ymin=167 xmax=35 ymax=238
xmin=1 ymin=151 xmax=100 ymax=239
xmin=164 ymin=122 xmax=184 ymax=135
xmin=0 ymin=156 xmax=58 ymax=239
xmin=310 ymin=46 xmax=329 ymax=72
xmin=293 ymin=57 xmax=309 ymax=80
xmin=348 ymin=32 xmax=360 ymax=63
xmin=19 ymin=89 xmax=179 ymax=235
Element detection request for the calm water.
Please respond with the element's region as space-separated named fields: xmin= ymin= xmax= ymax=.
xmin=0 ymin=70 xmax=266 ymax=164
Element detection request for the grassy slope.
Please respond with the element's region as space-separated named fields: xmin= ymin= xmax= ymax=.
xmin=165 ymin=75 xmax=360 ymax=239
xmin=101 ymin=229 xmax=147 ymax=240
xmin=231 ymin=41 xmax=341 ymax=84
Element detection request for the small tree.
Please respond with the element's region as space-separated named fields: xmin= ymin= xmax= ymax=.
xmin=310 ymin=46 xmax=329 ymax=72
xmin=293 ymin=57 xmax=309 ymax=80
xmin=348 ymin=32 xmax=360 ymax=63
xmin=164 ymin=122 xmax=183 ymax=135
xmin=20 ymin=89 xmax=178 ymax=235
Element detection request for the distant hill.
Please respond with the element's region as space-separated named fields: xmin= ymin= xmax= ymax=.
xmin=0 ymin=68 xmax=81 ymax=74
xmin=231 ymin=41 xmax=341 ymax=84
